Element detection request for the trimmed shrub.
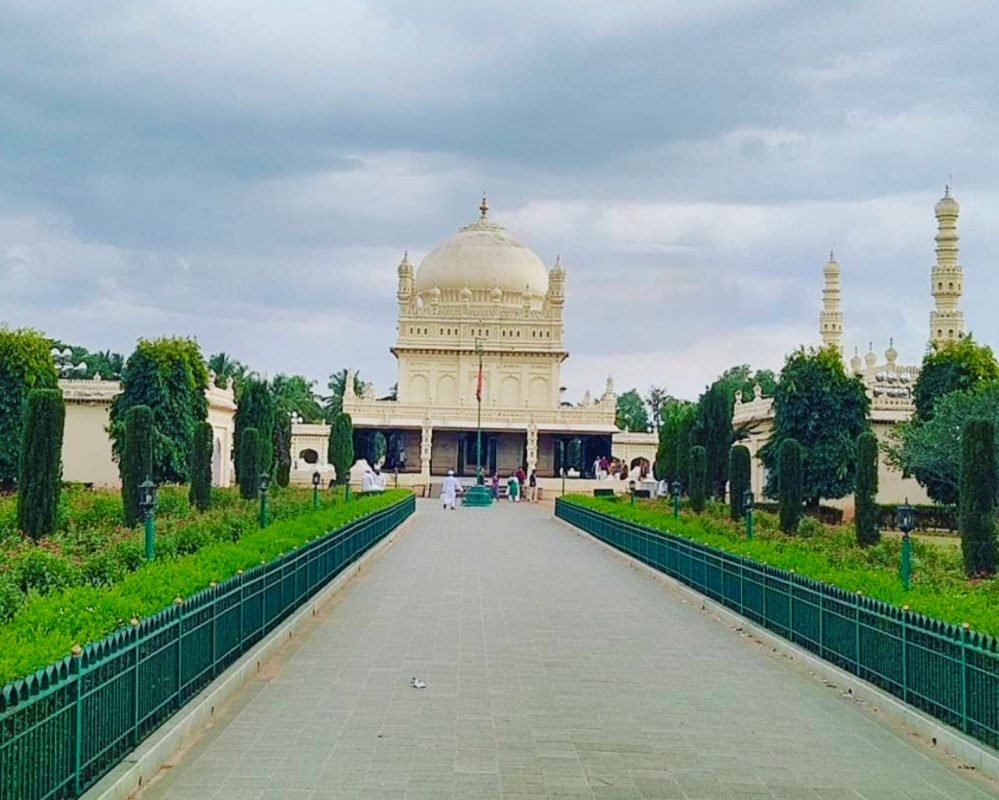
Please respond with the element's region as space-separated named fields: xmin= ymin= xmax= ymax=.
xmin=11 ymin=548 xmax=81 ymax=595
xmin=689 ymin=445 xmax=707 ymax=513
xmin=329 ymin=412 xmax=355 ymax=486
xmin=120 ymin=405 xmax=154 ymax=527
xmin=234 ymin=378 xmax=274 ymax=483
xmin=728 ymin=445 xmax=751 ymax=521
xmin=778 ymin=438 xmax=803 ymax=534
xmin=274 ymin=411 xmax=292 ymax=488
xmin=855 ymin=432 xmax=880 ymax=546
xmin=0 ymin=577 xmax=24 ymax=622
xmin=238 ymin=427 xmax=261 ymax=500
xmin=189 ymin=421 xmax=213 ymax=511
xmin=959 ymin=419 xmax=997 ymax=576
xmin=16 ymin=389 xmax=65 ymax=540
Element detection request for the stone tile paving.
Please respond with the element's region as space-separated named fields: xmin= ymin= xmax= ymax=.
xmin=136 ymin=500 xmax=998 ymax=800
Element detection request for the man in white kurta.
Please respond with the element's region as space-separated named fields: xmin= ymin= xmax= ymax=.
xmin=441 ymin=470 xmax=462 ymax=510
xmin=361 ymin=468 xmax=377 ymax=493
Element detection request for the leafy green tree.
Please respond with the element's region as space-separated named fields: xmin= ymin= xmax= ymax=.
xmin=325 ymin=369 xmax=366 ymax=421
xmin=914 ymin=337 xmax=999 ymax=421
xmin=728 ymin=445 xmax=751 ymax=521
xmin=689 ymin=445 xmax=707 ymax=512
xmin=49 ymin=341 xmax=125 ymax=380
xmin=645 ymin=386 xmax=667 ymax=433
xmin=908 ymin=337 xmax=999 ymax=503
xmin=854 ymin=432 xmax=880 ymax=546
xmin=960 ymin=419 xmax=997 ymax=576
xmin=273 ymin=411 xmax=292 ymax=488
xmin=654 ymin=398 xmax=696 ymax=483
xmin=120 ymin=405 xmax=154 ymax=527
xmin=238 ymin=428 xmax=261 ymax=500
xmin=109 ymin=338 xmax=209 ymax=484
xmin=16 ymin=389 xmax=65 ymax=540
xmin=189 ymin=421 xmax=213 ymax=511
xmin=888 ymin=383 xmax=999 ymax=503
xmin=329 ymin=412 xmax=355 ymax=485
xmin=615 ymin=389 xmax=651 ymax=432
xmin=691 ymin=381 xmax=734 ymax=499
xmin=0 ymin=327 xmax=58 ymax=486
xmin=234 ymin=378 xmax=275 ymax=484
xmin=759 ymin=347 xmax=870 ymax=506
xmin=778 ymin=438 xmax=804 ymax=533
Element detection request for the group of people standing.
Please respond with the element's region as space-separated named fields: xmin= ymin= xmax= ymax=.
xmin=491 ymin=467 xmax=537 ymax=503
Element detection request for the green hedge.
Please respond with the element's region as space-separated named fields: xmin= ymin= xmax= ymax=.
xmin=728 ymin=445 xmax=750 ymax=521
xmin=16 ymin=389 xmax=65 ymax=540
xmin=238 ymin=427 xmax=260 ymax=500
xmin=961 ymin=419 xmax=997 ymax=576
xmin=562 ymin=494 xmax=999 ymax=638
xmin=120 ymin=405 xmax=153 ymax=528
xmin=854 ymin=431 xmax=879 ymax=546
xmin=189 ymin=421 xmax=213 ymax=511
xmin=689 ymin=445 xmax=706 ymax=512
xmin=0 ymin=490 xmax=410 ymax=685
xmin=778 ymin=438 xmax=803 ymax=533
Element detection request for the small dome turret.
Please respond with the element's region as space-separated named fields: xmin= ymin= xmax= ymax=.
xmin=850 ymin=347 xmax=863 ymax=374
xmin=865 ymin=343 xmax=877 ymax=369
xmin=885 ymin=337 xmax=898 ymax=365
xmin=935 ymin=185 xmax=959 ymax=216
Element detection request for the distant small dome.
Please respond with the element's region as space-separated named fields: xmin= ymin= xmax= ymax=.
xmin=429 ymin=285 xmax=441 ymax=303
xmin=551 ymin=254 xmax=565 ymax=275
xmin=823 ymin=251 xmax=840 ymax=276
xmin=850 ymin=349 xmax=863 ymax=374
xmin=935 ymin=185 xmax=959 ymax=216
xmin=413 ymin=198 xmax=549 ymax=300
xmin=459 ymin=285 xmax=472 ymax=302
xmin=397 ymin=251 xmax=413 ymax=276
xmin=865 ymin=345 xmax=877 ymax=368
xmin=490 ymin=285 xmax=503 ymax=302
xmin=885 ymin=338 xmax=898 ymax=365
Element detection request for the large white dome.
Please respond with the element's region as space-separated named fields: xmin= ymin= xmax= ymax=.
xmin=413 ymin=199 xmax=549 ymax=298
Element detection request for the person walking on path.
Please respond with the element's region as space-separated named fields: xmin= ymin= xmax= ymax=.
xmin=528 ymin=469 xmax=538 ymax=503
xmin=441 ymin=470 xmax=462 ymax=510
xmin=508 ymin=473 xmax=520 ymax=503
xmin=491 ymin=472 xmax=500 ymax=500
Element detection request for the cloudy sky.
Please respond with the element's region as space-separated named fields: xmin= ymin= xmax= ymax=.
xmin=2 ymin=1 xmax=998 ymax=401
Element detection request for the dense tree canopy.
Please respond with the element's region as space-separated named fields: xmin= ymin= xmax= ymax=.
xmin=906 ymin=337 xmax=999 ymax=503
xmin=207 ymin=351 xmax=253 ymax=393
xmin=759 ymin=347 xmax=870 ymax=505
xmin=109 ymin=337 xmax=209 ymax=484
xmin=17 ymin=389 xmax=65 ymax=539
xmin=691 ymin=381 xmax=735 ymax=499
xmin=0 ymin=327 xmax=58 ymax=486
xmin=233 ymin=377 xmax=275 ymax=483
xmin=272 ymin=373 xmax=323 ymax=421
xmin=888 ymin=382 xmax=999 ymax=502
xmin=653 ymin=398 xmax=697 ymax=484
xmin=645 ymin=386 xmax=667 ymax=433
xmin=49 ymin=340 xmax=124 ymax=380
xmin=615 ymin=389 xmax=651 ymax=432
xmin=913 ymin=337 xmax=999 ymax=422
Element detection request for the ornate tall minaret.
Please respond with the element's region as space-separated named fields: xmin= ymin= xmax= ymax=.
xmin=819 ymin=250 xmax=843 ymax=355
xmin=930 ymin=186 xmax=964 ymax=347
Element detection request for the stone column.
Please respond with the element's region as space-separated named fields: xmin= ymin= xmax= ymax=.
xmin=526 ymin=423 xmax=538 ymax=475
xmin=420 ymin=420 xmax=433 ymax=480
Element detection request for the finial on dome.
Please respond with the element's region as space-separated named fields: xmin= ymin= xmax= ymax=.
xmin=479 ymin=193 xmax=489 ymax=219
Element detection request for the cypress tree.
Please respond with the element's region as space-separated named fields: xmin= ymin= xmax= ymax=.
xmin=120 ymin=405 xmax=154 ymax=527
xmin=273 ymin=411 xmax=292 ymax=488
xmin=689 ymin=445 xmax=707 ymax=513
xmin=728 ymin=445 xmax=751 ymax=521
xmin=329 ymin=412 xmax=355 ymax=486
xmin=189 ymin=421 xmax=213 ymax=511
xmin=854 ymin=432 xmax=880 ymax=546
xmin=778 ymin=438 xmax=804 ymax=534
xmin=239 ymin=427 xmax=261 ymax=500
xmin=959 ymin=419 xmax=997 ymax=576
xmin=16 ymin=389 xmax=65 ymax=540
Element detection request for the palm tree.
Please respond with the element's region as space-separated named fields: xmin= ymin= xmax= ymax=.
xmin=324 ymin=368 xmax=366 ymax=421
xmin=272 ymin=374 xmax=323 ymax=421
xmin=208 ymin=352 xmax=251 ymax=390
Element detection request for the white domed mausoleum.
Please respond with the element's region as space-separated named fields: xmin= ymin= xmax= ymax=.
xmin=340 ymin=198 xmax=655 ymax=491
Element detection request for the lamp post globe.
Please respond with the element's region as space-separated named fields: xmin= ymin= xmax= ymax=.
xmin=312 ymin=470 xmax=321 ymax=509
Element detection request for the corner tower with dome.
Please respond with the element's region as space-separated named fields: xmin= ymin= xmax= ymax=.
xmin=342 ymin=198 xmax=641 ymax=488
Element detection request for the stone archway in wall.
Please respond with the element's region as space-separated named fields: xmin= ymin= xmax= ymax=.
xmin=212 ymin=437 xmax=222 ymax=486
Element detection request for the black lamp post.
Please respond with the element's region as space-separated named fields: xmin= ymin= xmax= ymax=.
xmin=743 ymin=488 xmax=755 ymax=540
xmin=671 ymin=481 xmax=681 ymax=519
xmin=897 ymin=499 xmax=915 ymax=589
xmin=629 ymin=479 xmax=636 ymax=505
xmin=312 ymin=470 xmax=321 ymax=510
xmin=138 ymin=478 xmax=157 ymax=560
xmin=259 ymin=472 xmax=271 ymax=528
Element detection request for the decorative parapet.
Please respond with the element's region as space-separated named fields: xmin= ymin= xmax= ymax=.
xmin=59 ymin=378 xmax=120 ymax=404
xmin=343 ymin=395 xmax=617 ymax=432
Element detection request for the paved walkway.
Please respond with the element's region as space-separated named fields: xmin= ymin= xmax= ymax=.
xmin=138 ymin=501 xmax=997 ymax=800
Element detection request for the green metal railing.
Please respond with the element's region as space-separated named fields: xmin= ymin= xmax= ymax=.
xmin=0 ymin=494 xmax=414 ymax=800
xmin=556 ymin=498 xmax=999 ymax=750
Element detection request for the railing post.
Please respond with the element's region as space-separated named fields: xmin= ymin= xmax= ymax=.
xmin=788 ymin=570 xmax=795 ymax=641
xmin=818 ymin=589 xmax=824 ymax=658
xmin=174 ymin=597 xmax=184 ymax=707
xmin=901 ymin=605 xmax=909 ymax=703
xmin=855 ymin=591 xmax=863 ymax=674
xmin=131 ymin=617 xmax=141 ymax=746
xmin=960 ymin=622 xmax=970 ymax=734
xmin=71 ymin=644 xmax=84 ymax=796
xmin=210 ymin=582 xmax=219 ymax=676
